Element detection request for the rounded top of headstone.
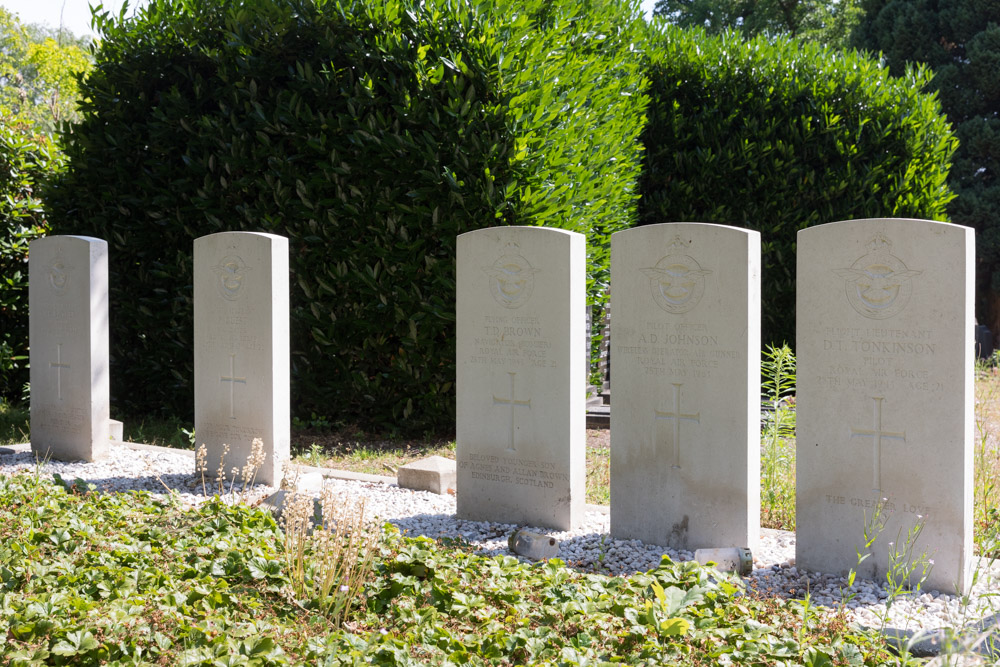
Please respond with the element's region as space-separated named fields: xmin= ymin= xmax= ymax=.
xmin=193 ymin=231 xmax=289 ymax=249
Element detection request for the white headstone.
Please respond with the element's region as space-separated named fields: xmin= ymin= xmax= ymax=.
xmin=194 ymin=232 xmax=290 ymax=487
xmin=29 ymin=235 xmax=110 ymax=461
xmin=456 ymin=226 xmax=586 ymax=530
xmin=797 ymin=218 xmax=973 ymax=594
xmin=609 ymin=223 xmax=760 ymax=551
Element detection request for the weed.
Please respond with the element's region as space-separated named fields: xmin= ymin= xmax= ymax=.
xmin=304 ymin=442 xmax=325 ymax=467
xmin=192 ymin=438 xmax=267 ymax=504
xmin=196 ymin=443 xmax=208 ymax=496
xmin=594 ymin=534 xmax=611 ymax=574
xmin=292 ymin=412 xmax=334 ymax=431
xmin=281 ymin=486 xmax=378 ymax=627
xmin=761 ymin=344 xmax=796 ymax=530
xmin=214 ymin=443 xmax=231 ymax=494
xmin=845 ymin=494 xmax=933 ymax=663
xmin=238 ymin=437 xmax=267 ymax=493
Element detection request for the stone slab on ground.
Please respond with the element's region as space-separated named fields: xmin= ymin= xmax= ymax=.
xmin=586 ymin=405 xmax=610 ymax=429
xmin=398 ymin=455 xmax=456 ymax=495
xmin=287 ymin=470 xmax=324 ymax=494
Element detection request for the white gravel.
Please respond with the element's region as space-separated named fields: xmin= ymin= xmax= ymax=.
xmin=4 ymin=441 xmax=1000 ymax=650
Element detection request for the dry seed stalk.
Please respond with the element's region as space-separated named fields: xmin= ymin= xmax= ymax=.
xmin=280 ymin=485 xmax=379 ymax=627
xmin=196 ymin=443 xmax=208 ymax=496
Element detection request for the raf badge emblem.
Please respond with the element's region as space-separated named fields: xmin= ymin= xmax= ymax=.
xmin=213 ymin=255 xmax=251 ymax=301
xmin=641 ymin=236 xmax=712 ymax=314
xmin=834 ymin=233 xmax=921 ymax=320
xmin=483 ymin=244 xmax=540 ymax=309
xmin=47 ymin=255 xmax=71 ymax=295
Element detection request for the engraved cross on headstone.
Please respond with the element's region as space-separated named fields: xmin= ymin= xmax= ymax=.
xmin=493 ymin=371 xmax=530 ymax=453
xmin=220 ymin=353 xmax=247 ymax=420
xmin=50 ymin=343 xmax=70 ymax=401
xmin=654 ymin=383 xmax=700 ymax=469
xmin=850 ymin=396 xmax=906 ymax=493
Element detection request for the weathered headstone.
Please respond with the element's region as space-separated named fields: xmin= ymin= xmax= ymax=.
xmin=797 ymin=218 xmax=973 ymax=594
xmin=29 ymin=235 xmax=110 ymax=461
xmin=194 ymin=232 xmax=289 ymax=487
xmin=456 ymin=226 xmax=585 ymax=530
xmin=610 ymin=223 xmax=760 ymax=551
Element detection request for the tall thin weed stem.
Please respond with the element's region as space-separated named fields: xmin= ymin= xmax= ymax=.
xmin=194 ymin=439 xmax=267 ymax=504
xmin=761 ymin=344 xmax=796 ymax=530
xmin=847 ymin=496 xmax=933 ymax=638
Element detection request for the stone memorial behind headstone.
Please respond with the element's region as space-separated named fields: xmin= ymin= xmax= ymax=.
xmin=456 ymin=226 xmax=585 ymax=530
xmin=975 ymin=324 xmax=993 ymax=360
xmin=194 ymin=232 xmax=290 ymax=487
xmin=797 ymin=218 xmax=973 ymax=594
xmin=600 ymin=308 xmax=611 ymax=391
xmin=610 ymin=223 xmax=760 ymax=551
xmin=29 ymin=235 xmax=110 ymax=461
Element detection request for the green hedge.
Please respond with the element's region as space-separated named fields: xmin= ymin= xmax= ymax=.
xmin=46 ymin=0 xmax=647 ymax=432
xmin=637 ymin=24 xmax=957 ymax=346
xmin=1 ymin=122 xmax=62 ymax=404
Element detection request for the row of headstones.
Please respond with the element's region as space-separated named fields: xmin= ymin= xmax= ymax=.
xmin=29 ymin=232 xmax=289 ymax=485
xmin=456 ymin=220 xmax=973 ymax=594
xmin=30 ymin=221 xmax=972 ymax=593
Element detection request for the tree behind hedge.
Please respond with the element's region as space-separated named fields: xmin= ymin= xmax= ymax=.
xmin=1 ymin=9 xmax=90 ymax=404
xmin=0 ymin=122 xmax=62 ymax=403
xmin=652 ymin=0 xmax=864 ymax=48
xmin=46 ymin=0 xmax=647 ymax=432
xmin=853 ymin=0 xmax=1000 ymax=336
xmin=637 ymin=23 xmax=957 ymax=346
xmin=0 ymin=8 xmax=92 ymax=132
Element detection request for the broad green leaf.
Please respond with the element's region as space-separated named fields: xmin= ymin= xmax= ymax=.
xmin=658 ymin=617 xmax=690 ymax=636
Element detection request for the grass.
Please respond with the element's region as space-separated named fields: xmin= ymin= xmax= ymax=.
xmin=293 ymin=435 xmax=456 ymax=476
xmin=0 ymin=400 xmax=29 ymax=446
xmin=123 ymin=415 xmax=196 ymax=450
xmin=586 ymin=443 xmax=611 ymax=506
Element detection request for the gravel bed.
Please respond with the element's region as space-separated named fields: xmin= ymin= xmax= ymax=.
xmin=3 ymin=441 xmax=1000 ymax=648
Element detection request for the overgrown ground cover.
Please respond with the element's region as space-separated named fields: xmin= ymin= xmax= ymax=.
xmin=7 ymin=352 xmax=1000 ymax=662
xmin=0 ymin=469 xmax=901 ymax=665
